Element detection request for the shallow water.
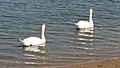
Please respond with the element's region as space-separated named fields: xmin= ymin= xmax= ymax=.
xmin=0 ymin=0 xmax=120 ymax=68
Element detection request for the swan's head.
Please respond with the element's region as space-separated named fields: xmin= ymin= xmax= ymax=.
xmin=90 ymin=9 xmax=93 ymax=13
xmin=42 ymin=24 xmax=46 ymax=29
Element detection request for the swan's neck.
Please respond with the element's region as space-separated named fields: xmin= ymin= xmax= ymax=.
xmin=89 ymin=9 xmax=93 ymax=24
xmin=41 ymin=26 xmax=45 ymax=42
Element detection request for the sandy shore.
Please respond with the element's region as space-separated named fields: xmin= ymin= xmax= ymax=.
xmin=61 ymin=58 xmax=120 ymax=68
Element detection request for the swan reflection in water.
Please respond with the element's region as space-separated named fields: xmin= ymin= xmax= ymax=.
xmin=23 ymin=44 xmax=46 ymax=53
xmin=22 ymin=44 xmax=47 ymax=65
xmin=75 ymin=28 xmax=94 ymax=50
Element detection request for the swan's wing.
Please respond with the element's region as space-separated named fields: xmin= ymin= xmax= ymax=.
xmin=77 ymin=21 xmax=89 ymax=24
xmin=23 ymin=37 xmax=43 ymax=45
xmin=75 ymin=21 xmax=90 ymax=28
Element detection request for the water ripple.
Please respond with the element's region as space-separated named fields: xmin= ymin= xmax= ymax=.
xmin=0 ymin=0 xmax=120 ymax=68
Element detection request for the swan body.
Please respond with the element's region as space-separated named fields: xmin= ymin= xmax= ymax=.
xmin=75 ymin=9 xmax=94 ymax=29
xmin=19 ymin=24 xmax=46 ymax=47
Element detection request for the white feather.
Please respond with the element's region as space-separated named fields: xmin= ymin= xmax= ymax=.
xmin=75 ymin=9 xmax=94 ymax=29
xmin=19 ymin=24 xmax=46 ymax=46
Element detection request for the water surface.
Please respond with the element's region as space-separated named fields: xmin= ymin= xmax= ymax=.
xmin=0 ymin=0 xmax=120 ymax=68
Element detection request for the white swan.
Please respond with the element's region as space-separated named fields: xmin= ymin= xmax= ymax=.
xmin=19 ymin=24 xmax=46 ymax=47
xmin=75 ymin=9 xmax=94 ymax=29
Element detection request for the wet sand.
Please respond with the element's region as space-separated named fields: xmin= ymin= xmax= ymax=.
xmin=61 ymin=58 xmax=120 ymax=68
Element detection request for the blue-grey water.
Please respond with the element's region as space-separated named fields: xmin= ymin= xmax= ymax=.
xmin=0 ymin=0 xmax=120 ymax=68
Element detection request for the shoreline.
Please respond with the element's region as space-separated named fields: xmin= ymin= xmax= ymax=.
xmin=61 ymin=58 xmax=120 ymax=68
xmin=1 ymin=58 xmax=120 ymax=68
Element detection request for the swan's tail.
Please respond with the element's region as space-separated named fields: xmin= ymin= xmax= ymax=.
xmin=18 ymin=39 xmax=23 ymax=43
xmin=74 ymin=22 xmax=77 ymax=25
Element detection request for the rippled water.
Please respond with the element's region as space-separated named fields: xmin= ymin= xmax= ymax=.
xmin=0 ymin=0 xmax=120 ymax=68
